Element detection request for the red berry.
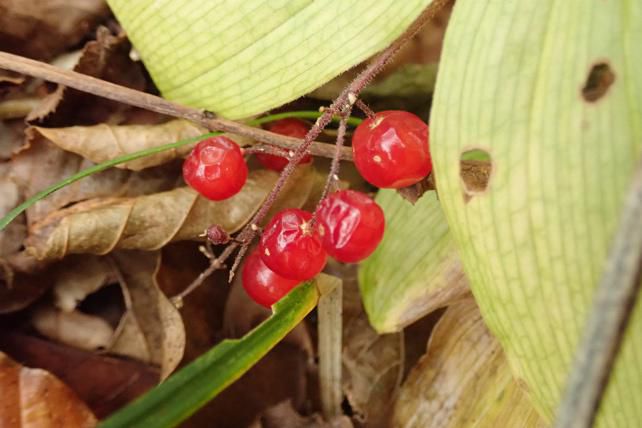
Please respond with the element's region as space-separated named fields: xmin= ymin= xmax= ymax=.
xmin=257 ymin=118 xmax=312 ymax=172
xmin=242 ymin=249 xmax=299 ymax=308
xmin=260 ymin=209 xmax=327 ymax=281
xmin=352 ymin=110 xmax=431 ymax=188
xmin=183 ymin=136 xmax=248 ymax=201
xmin=316 ymin=190 xmax=385 ymax=263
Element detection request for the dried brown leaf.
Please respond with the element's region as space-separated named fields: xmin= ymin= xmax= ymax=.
xmin=51 ymin=255 xmax=114 ymax=312
xmin=11 ymin=135 xmax=180 ymax=225
xmin=27 ymin=26 xmax=146 ymax=126
xmin=31 ymin=305 xmax=114 ymax=351
xmin=0 ymin=331 xmax=159 ymax=418
xmin=0 ymin=351 xmax=97 ymax=427
xmin=0 ymin=0 xmax=109 ymax=61
xmin=0 ymin=120 xmax=26 ymax=160
xmin=109 ymin=250 xmax=185 ymax=380
xmin=0 ymin=163 xmax=26 ymax=256
xmin=33 ymin=119 xmax=208 ymax=171
xmin=392 ymin=298 xmax=546 ymax=428
xmin=337 ymin=264 xmax=403 ymax=427
xmin=24 ymin=169 xmax=279 ymax=261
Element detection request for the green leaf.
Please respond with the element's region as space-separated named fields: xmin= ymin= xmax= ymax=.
xmin=100 ymin=281 xmax=318 ymax=428
xmin=106 ymin=0 xmax=432 ymax=119
xmin=430 ymin=0 xmax=642 ymax=425
xmin=359 ymin=190 xmax=467 ymax=333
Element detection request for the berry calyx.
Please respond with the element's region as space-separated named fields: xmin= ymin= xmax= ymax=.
xmin=352 ymin=110 xmax=431 ymax=188
xmin=242 ymin=249 xmax=299 ymax=308
xmin=182 ymin=136 xmax=248 ymax=201
xmin=260 ymin=208 xmax=327 ymax=281
xmin=316 ymin=190 xmax=385 ymax=263
xmin=257 ymin=118 xmax=312 ymax=172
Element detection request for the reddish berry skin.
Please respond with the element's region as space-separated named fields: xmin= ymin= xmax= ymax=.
xmin=317 ymin=190 xmax=385 ymax=263
xmin=260 ymin=209 xmax=327 ymax=281
xmin=352 ymin=111 xmax=431 ymax=188
xmin=183 ymin=136 xmax=248 ymax=201
xmin=257 ymin=118 xmax=312 ymax=172
xmin=242 ymin=249 xmax=299 ymax=308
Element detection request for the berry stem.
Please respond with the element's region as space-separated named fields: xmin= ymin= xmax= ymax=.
xmin=242 ymin=145 xmax=290 ymax=158
xmin=174 ymin=0 xmax=454 ymax=296
xmin=317 ymin=107 xmax=352 ymax=210
xmin=355 ymin=99 xmax=375 ymax=119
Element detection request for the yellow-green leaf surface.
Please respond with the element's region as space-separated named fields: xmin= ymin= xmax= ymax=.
xmin=431 ymin=1 xmax=642 ymax=425
xmin=359 ymin=190 xmax=467 ymax=333
xmin=107 ymin=0 xmax=432 ymax=119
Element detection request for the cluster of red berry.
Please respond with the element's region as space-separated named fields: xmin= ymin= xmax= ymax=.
xmin=182 ymin=111 xmax=431 ymax=308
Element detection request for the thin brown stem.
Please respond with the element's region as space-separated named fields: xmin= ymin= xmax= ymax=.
xmin=317 ymin=108 xmax=352 ymax=207
xmin=243 ymin=145 xmax=289 ymax=157
xmin=355 ymin=99 xmax=375 ymax=119
xmin=0 ymin=51 xmax=350 ymax=161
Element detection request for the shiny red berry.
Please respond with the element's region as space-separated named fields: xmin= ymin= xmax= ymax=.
xmin=352 ymin=110 xmax=431 ymax=188
xmin=316 ymin=190 xmax=385 ymax=263
xmin=183 ymin=136 xmax=248 ymax=201
xmin=257 ymin=118 xmax=312 ymax=172
xmin=242 ymin=249 xmax=299 ymax=308
xmin=260 ymin=209 xmax=327 ymax=281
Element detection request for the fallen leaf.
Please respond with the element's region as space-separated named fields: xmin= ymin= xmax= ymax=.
xmin=109 ymin=250 xmax=185 ymax=380
xmin=0 ymin=269 xmax=50 ymax=314
xmin=0 ymin=330 xmax=159 ymax=418
xmin=27 ymin=26 xmax=146 ymax=126
xmin=24 ymin=169 xmax=279 ymax=261
xmin=337 ymin=264 xmax=403 ymax=427
xmin=0 ymin=350 xmax=97 ymax=427
xmin=33 ymin=119 xmax=208 ymax=171
xmin=0 ymin=0 xmax=109 ymax=61
xmin=0 ymin=119 xmax=26 ymax=160
xmin=0 ymin=163 xmax=26 ymax=256
xmin=10 ymin=135 xmax=180 ymax=225
xmin=31 ymin=305 xmax=114 ymax=351
xmin=391 ymin=298 xmax=545 ymax=428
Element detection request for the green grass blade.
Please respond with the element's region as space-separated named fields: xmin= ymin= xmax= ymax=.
xmin=0 ymin=111 xmax=362 ymax=231
xmin=100 ymin=281 xmax=318 ymax=428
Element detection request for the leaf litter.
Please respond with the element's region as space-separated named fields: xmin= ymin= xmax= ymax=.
xmin=0 ymin=2 xmax=542 ymax=427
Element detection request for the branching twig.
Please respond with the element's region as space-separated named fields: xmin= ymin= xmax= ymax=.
xmin=0 ymin=51 xmax=351 ymax=161
xmin=554 ymin=157 xmax=642 ymax=428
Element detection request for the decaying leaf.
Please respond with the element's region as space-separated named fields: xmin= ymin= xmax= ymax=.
xmin=11 ymin=135 xmax=180 ymax=225
xmin=32 ymin=120 xmax=208 ymax=171
xmin=27 ymin=26 xmax=146 ymax=127
xmin=0 ymin=0 xmax=109 ymax=61
xmin=338 ymin=264 xmax=403 ymax=427
xmin=392 ymin=298 xmax=545 ymax=428
xmin=359 ymin=190 xmax=469 ymax=333
xmin=24 ymin=169 xmax=279 ymax=261
xmin=0 ymin=119 xmax=26 ymax=160
xmin=0 ymin=163 xmax=26 ymax=256
xmin=0 ymin=331 xmax=159 ymax=418
xmin=0 ymin=351 xmax=97 ymax=427
xmin=31 ymin=305 xmax=114 ymax=351
xmin=109 ymin=250 xmax=185 ymax=380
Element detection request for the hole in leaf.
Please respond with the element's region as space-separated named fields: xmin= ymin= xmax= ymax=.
xmin=582 ymin=62 xmax=615 ymax=102
xmin=460 ymin=149 xmax=492 ymax=203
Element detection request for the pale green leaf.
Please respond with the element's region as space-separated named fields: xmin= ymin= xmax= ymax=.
xmin=359 ymin=190 xmax=467 ymax=333
xmin=431 ymin=1 xmax=642 ymax=425
xmin=107 ymin=0 xmax=432 ymax=119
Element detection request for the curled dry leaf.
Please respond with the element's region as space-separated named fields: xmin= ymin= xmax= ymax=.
xmin=392 ymin=298 xmax=545 ymax=428
xmin=109 ymin=250 xmax=185 ymax=380
xmin=31 ymin=305 xmax=114 ymax=351
xmin=0 ymin=331 xmax=158 ymax=418
xmin=0 ymin=351 xmax=97 ymax=428
xmin=11 ymin=135 xmax=180 ymax=225
xmin=0 ymin=163 xmax=26 ymax=256
xmin=33 ymin=119 xmax=208 ymax=171
xmin=27 ymin=26 xmax=146 ymax=126
xmin=337 ymin=264 xmax=403 ymax=427
xmin=0 ymin=119 xmax=26 ymax=160
xmin=359 ymin=190 xmax=469 ymax=333
xmin=0 ymin=0 xmax=109 ymax=61
xmin=24 ymin=169 xmax=279 ymax=262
